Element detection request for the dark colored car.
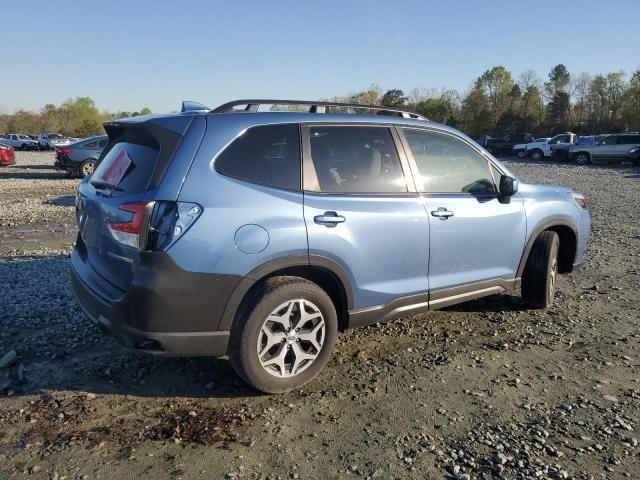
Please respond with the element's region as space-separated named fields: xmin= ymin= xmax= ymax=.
xmin=485 ymin=133 xmax=534 ymax=156
xmin=0 ymin=143 xmax=16 ymax=166
xmin=55 ymin=135 xmax=108 ymax=178
xmin=475 ymin=135 xmax=492 ymax=148
xmin=627 ymin=145 xmax=640 ymax=165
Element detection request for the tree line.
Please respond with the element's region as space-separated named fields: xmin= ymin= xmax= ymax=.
xmin=2 ymin=64 xmax=639 ymax=139
xmin=327 ymin=64 xmax=640 ymax=138
xmin=0 ymin=97 xmax=151 ymax=138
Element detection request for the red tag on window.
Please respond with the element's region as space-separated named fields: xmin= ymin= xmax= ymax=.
xmin=95 ymin=149 xmax=131 ymax=188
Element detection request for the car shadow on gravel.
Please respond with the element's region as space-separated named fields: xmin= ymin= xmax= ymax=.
xmin=0 ymin=170 xmax=68 ymax=180
xmin=443 ymin=293 xmax=526 ymax=313
xmin=46 ymin=195 xmax=75 ymax=207
xmin=0 ymin=254 xmax=263 ymax=401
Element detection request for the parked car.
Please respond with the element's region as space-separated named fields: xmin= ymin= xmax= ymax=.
xmin=55 ymin=135 xmax=108 ymax=178
xmin=37 ymin=132 xmax=76 ymax=150
xmin=551 ymin=135 xmax=601 ymax=162
xmin=526 ymin=132 xmax=578 ymax=161
xmin=627 ymin=145 xmax=640 ymax=165
xmin=570 ymin=133 xmax=640 ymax=165
xmin=485 ymin=133 xmax=534 ymax=155
xmin=513 ymin=138 xmax=548 ymax=158
xmin=0 ymin=134 xmax=40 ymax=150
xmin=71 ymin=99 xmax=590 ymax=393
xmin=474 ymin=134 xmax=492 ymax=148
xmin=0 ymin=143 xmax=15 ymax=166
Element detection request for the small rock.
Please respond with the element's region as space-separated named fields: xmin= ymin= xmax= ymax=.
xmin=623 ymin=436 xmax=638 ymax=448
xmin=603 ymin=394 xmax=618 ymax=403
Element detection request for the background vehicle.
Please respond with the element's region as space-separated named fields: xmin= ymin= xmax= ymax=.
xmin=627 ymin=145 xmax=640 ymax=165
xmin=485 ymin=133 xmax=534 ymax=155
xmin=474 ymin=134 xmax=492 ymax=148
xmin=37 ymin=132 xmax=76 ymax=150
xmin=551 ymin=135 xmax=601 ymax=162
xmin=55 ymin=135 xmax=107 ymax=178
xmin=526 ymin=132 xmax=577 ymax=161
xmin=570 ymin=133 xmax=640 ymax=165
xmin=513 ymin=137 xmax=548 ymax=158
xmin=0 ymin=143 xmax=15 ymax=166
xmin=0 ymin=134 xmax=39 ymax=150
xmin=71 ymin=99 xmax=590 ymax=394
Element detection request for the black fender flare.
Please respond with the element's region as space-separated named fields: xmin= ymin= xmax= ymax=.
xmin=516 ymin=219 xmax=578 ymax=278
xmin=217 ymin=254 xmax=354 ymax=331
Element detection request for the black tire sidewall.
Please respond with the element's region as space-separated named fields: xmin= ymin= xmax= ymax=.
xmin=232 ymin=278 xmax=338 ymax=393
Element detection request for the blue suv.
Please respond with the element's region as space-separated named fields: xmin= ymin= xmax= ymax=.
xmin=71 ymin=100 xmax=591 ymax=393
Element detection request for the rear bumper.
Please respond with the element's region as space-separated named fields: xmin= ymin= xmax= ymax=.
xmin=54 ymin=157 xmax=77 ymax=171
xmin=70 ymin=242 xmax=238 ymax=357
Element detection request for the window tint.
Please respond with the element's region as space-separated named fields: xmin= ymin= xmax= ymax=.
xmin=215 ymin=124 xmax=300 ymax=191
xmin=308 ymin=126 xmax=406 ymax=193
xmin=403 ymin=129 xmax=496 ymax=194
xmin=619 ymin=135 xmax=640 ymax=144
xmin=84 ymin=141 xmax=98 ymax=148
xmin=600 ymin=136 xmax=617 ymax=145
xmin=92 ymin=140 xmax=159 ymax=195
xmin=98 ymin=139 xmax=107 ymax=148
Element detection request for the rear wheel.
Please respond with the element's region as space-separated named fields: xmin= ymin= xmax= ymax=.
xmin=522 ymin=231 xmax=560 ymax=309
xmin=229 ymin=276 xmax=338 ymax=393
xmin=574 ymin=152 xmax=591 ymax=165
xmin=79 ymin=159 xmax=95 ymax=178
xmin=530 ymin=149 xmax=543 ymax=161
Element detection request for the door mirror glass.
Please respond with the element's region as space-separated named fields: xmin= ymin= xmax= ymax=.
xmin=499 ymin=175 xmax=518 ymax=197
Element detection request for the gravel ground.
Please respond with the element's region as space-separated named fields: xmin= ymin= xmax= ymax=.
xmin=0 ymin=151 xmax=639 ymax=479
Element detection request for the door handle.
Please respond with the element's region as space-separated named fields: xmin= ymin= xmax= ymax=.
xmin=314 ymin=211 xmax=346 ymax=226
xmin=431 ymin=207 xmax=454 ymax=220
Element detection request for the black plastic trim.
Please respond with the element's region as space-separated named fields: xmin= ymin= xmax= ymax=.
xmin=516 ymin=220 xmax=578 ymax=277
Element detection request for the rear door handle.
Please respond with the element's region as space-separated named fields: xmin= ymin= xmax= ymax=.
xmin=431 ymin=207 xmax=454 ymax=220
xmin=314 ymin=211 xmax=346 ymax=226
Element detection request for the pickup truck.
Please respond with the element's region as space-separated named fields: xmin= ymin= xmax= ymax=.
xmin=36 ymin=133 xmax=76 ymax=150
xmin=485 ymin=133 xmax=534 ymax=156
xmin=513 ymin=138 xmax=549 ymax=158
xmin=526 ymin=133 xmax=577 ymax=161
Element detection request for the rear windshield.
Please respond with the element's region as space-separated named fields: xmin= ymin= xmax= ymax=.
xmin=92 ymin=140 xmax=159 ymax=195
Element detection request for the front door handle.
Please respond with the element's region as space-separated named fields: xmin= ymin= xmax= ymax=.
xmin=431 ymin=207 xmax=454 ymax=220
xmin=314 ymin=211 xmax=346 ymax=226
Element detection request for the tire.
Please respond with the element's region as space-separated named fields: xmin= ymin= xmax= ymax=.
xmin=521 ymin=231 xmax=560 ymax=309
xmin=229 ymin=276 xmax=338 ymax=394
xmin=574 ymin=152 xmax=591 ymax=165
xmin=20 ymin=143 xmax=28 ymax=151
xmin=516 ymin=150 xmax=525 ymax=158
xmin=79 ymin=159 xmax=95 ymax=178
xmin=530 ymin=149 xmax=543 ymax=161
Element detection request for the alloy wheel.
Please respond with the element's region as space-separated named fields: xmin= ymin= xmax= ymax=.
xmin=257 ymin=299 xmax=325 ymax=378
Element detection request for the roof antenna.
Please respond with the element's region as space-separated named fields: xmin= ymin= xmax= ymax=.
xmin=181 ymin=101 xmax=210 ymax=113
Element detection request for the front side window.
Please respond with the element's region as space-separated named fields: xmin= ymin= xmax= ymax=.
xmin=308 ymin=126 xmax=406 ymax=193
xmin=402 ymin=128 xmax=496 ymax=194
xmin=600 ymin=136 xmax=617 ymax=145
xmin=215 ymin=124 xmax=300 ymax=191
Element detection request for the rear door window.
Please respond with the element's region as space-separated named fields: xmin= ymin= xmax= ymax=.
xmin=307 ymin=126 xmax=407 ymax=193
xmin=402 ymin=128 xmax=496 ymax=194
xmin=215 ymin=124 xmax=301 ymax=191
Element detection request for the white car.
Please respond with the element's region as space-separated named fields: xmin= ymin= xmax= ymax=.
xmin=513 ymin=138 xmax=549 ymax=158
xmin=0 ymin=134 xmax=39 ymax=150
xmin=36 ymin=132 xmax=77 ymax=150
xmin=526 ymin=133 xmax=577 ymax=161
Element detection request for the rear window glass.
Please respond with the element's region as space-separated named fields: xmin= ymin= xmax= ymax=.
xmin=92 ymin=141 xmax=159 ymax=194
xmin=215 ymin=124 xmax=301 ymax=191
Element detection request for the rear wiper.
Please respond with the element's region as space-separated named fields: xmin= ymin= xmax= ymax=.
xmin=90 ymin=180 xmax=123 ymax=191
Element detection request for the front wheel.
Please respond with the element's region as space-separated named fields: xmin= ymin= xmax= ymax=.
xmin=530 ymin=149 xmax=544 ymax=161
xmin=522 ymin=231 xmax=560 ymax=309
xmin=574 ymin=152 xmax=591 ymax=165
xmin=229 ymin=276 xmax=338 ymax=393
xmin=79 ymin=159 xmax=95 ymax=178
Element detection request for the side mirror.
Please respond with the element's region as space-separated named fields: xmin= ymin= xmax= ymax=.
xmin=499 ymin=175 xmax=518 ymax=199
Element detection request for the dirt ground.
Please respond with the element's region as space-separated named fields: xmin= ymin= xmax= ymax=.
xmin=0 ymin=151 xmax=639 ymax=480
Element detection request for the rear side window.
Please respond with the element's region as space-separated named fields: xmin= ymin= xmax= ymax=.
xmin=92 ymin=141 xmax=159 ymax=195
xmin=308 ymin=126 xmax=406 ymax=193
xmin=402 ymin=128 xmax=496 ymax=194
xmin=619 ymin=135 xmax=640 ymax=144
xmin=215 ymin=124 xmax=301 ymax=191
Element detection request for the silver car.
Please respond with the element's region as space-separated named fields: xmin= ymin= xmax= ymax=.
xmin=0 ymin=134 xmax=39 ymax=150
xmin=570 ymin=133 xmax=640 ymax=165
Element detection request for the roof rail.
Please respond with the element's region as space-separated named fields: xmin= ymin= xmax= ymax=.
xmin=211 ymin=99 xmax=426 ymax=120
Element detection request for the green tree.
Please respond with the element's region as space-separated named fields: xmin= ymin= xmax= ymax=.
xmin=416 ymin=98 xmax=448 ymax=122
xmin=622 ymin=70 xmax=640 ymax=131
xmin=380 ymin=89 xmax=408 ymax=107
xmin=475 ymin=66 xmax=514 ymax=126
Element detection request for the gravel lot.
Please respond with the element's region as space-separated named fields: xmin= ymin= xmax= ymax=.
xmin=1 ymin=151 xmax=639 ymax=479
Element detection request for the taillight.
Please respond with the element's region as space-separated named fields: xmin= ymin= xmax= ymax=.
xmin=61 ymin=148 xmax=72 ymax=155
xmin=107 ymin=202 xmax=153 ymax=250
xmin=107 ymin=201 xmax=201 ymax=251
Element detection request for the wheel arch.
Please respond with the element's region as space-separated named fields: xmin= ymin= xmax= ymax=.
xmin=517 ymin=220 xmax=578 ymax=277
xmin=218 ymin=255 xmax=354 ymax=333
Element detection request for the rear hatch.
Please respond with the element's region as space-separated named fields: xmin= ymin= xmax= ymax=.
xmin=75 ymin=116 xmax=194 ymax=292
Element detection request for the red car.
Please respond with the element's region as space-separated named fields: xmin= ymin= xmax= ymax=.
xmin=0 ymin=143 xmax=15 ymax=166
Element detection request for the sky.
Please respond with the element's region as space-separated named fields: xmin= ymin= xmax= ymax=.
xmin=2 ymin=0 xmax=639 ymax=114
